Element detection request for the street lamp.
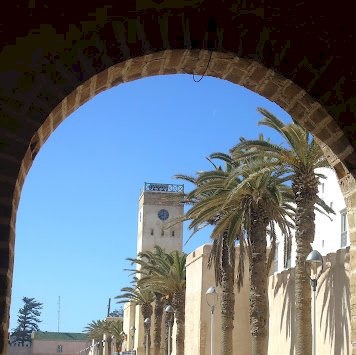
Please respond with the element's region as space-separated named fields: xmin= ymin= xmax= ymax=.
xmin=165 ymin=305 xmax=174 ymax=355
xmin=206 ymin=286 xmax=218 ymax=355
xmin=305 ymin=249 xmax=324 ymax=355
xmin=119 ymin=332 xmax=126 ymax=354
xmin=144 ymin=318 xmax=151 ymax=355
xmin=129 ymin=326 xmax=136 ymax=352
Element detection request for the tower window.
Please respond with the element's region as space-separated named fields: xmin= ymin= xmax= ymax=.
xmin=161 ymin=229 xmax=164 ymax=236
xmin=274 ymin=250 xmax=278 ymax=273
xmin=171 ymin=230 xmax=175 ymax=237
xmin=341 ymin=210 xmax=348 ymax=247
xmin=150 ymin=229 xmax=154 ymax=236
xmin=139 ymin=212 xmax=142 ymax=222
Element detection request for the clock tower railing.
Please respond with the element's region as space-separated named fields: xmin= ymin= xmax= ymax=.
xmin=142 ymin=182 xmax=184 ymax=193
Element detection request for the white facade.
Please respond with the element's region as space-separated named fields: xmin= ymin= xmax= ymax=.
xmin=274 ymin=167 xmax=348 ymax=273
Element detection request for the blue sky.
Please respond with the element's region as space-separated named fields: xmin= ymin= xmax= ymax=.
xmin=10 ymin=74 xmax=292 ymax=333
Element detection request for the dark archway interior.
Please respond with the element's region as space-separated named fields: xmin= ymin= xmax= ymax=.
xmin=1 ymin=2 xmax=356 ymax=353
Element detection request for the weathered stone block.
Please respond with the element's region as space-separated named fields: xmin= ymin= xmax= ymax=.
xmin=210 ymin=58 xmax=231 ymax=74
xmin=309 ymin=106 xmax=328 ymax=125
xmin=289 ymin=101 xmax=307 ymax=122
xmin=144 ymin=58 xmax=164 ymax=75
xmin=259 ymin=81 xmax=279 ymax=98
xmin=95 ymin=69 xmax=109 ymax=92
xmin=224 ymin=68 xmax=246 ymax=84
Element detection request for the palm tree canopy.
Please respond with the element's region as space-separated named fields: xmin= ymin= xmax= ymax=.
xmin=84 ymin=319 xmax=123 ymax=342
xmin=231 ymin=107 xmax=330 ymax=177
xmin=115 ymin=283 xmax=154 ymax=306
xmin=229 ymin=108 xmax=335 ymax=220
xmin=176 ymin=148 xmax=295 ymax=288
xmin=138 ymin=250 xmax=186 ymax=298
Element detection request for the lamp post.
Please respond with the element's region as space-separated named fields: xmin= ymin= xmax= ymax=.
xmin=165 ymin=305 xmax=174 ymax=355
xmin=305 ymin=249 xmax=324 ymax=355
xmin=119 ymin=331 xmax=126 ymax=354
xmin=144 ymin=318 xmax=151 ymax=355
xmin=206 ymin=286 xmax=218 ymax=355
xmin=129 ymin=326 xmax=136 ymax=353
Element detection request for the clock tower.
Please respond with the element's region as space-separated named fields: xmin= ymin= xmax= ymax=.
xmin=137 ymin=182 xmax=184 ymax=255
xmin=125 ymin=183 xmax=184 ymax=354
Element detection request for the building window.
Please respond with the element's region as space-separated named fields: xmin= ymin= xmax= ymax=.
xmin=320 ymin=183 xmax=325 ymax=193
xmin=139 ymin=212 xmax=142 ymax=223
xmin=150 ymin=229 xmax=154 ymax=236
xmin=57 ymin=345 xmax=63 ymax=353
xmin=341 ymin=210 xmax=348 ymax=247
xmin=161 ymin=229 xmax=164 ymax=236
xmin=274 ymin=243 xmax=279 ymax=273
xmin=171 ymin=230 xmax=175 ymax=237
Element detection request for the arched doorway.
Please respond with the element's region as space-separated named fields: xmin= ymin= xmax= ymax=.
xmin=1 ymin=3 xmax=356 ymax=353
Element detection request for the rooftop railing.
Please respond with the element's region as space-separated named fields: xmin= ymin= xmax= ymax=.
xmin=142 ymin=182 xmax=184 ymax=193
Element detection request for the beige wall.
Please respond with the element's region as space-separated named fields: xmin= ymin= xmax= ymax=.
xmin=185 ymin=244 xmax=251 ymax=355
xmin=123 ymin=301 xmax=136 ymax=351
xmin=185 ymin=244 xmax=351 ymax=355
xmin=268 ymin=247 xmax=350 ymax=355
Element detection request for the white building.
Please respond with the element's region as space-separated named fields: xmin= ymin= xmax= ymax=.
xmin=274 ymin=167 xmax=348 ymax=273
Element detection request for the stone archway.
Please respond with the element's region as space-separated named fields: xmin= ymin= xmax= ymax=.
xmin=1 ymin=3 xmax=356 ymax=353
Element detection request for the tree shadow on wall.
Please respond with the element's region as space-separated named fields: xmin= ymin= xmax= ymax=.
xmin=272 ymin=269 xmax=295 ymax=355
xmin=317 ymin=248 xmax=350 ymax=355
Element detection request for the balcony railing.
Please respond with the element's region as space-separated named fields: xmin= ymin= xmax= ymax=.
xmin=143 ymin=182 xmax=184 ymax=193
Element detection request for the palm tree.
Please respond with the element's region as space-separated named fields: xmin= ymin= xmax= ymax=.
xmin=175 ymin=159 xmax=238 ymax=355
xmin=84 ymin=318 xmax=124 ymax=350
xmin=176 ymin=150 xmax=295 ymax=355
xmin=232 ymin=108 xmax=334 ymax=355
xmin=127 ymin=246 xmax=169 ymax=355
xmin=115 ymin=282 xmax=154 ymax=355
xmin=138 ymin=249 xmax=187 ymax=355
xmin=84 ymin=319 xmax=108 ymax=342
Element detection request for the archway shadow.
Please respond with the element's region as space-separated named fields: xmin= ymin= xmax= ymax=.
xmin=318 ymin=247 xmax=350 ymax=355
xmin=272 ymin=269 xmax=295 ymax=355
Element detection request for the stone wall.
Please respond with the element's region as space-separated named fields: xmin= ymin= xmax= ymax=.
xmin=185 ymin=244 xmax=351 ymax=354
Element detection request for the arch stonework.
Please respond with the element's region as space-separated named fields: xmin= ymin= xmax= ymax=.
xmin=1 ymin=2 xmax=356 ymax=353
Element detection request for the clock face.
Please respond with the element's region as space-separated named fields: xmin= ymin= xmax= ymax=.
xmin=158 ymin=209 xmax=169 ymax=221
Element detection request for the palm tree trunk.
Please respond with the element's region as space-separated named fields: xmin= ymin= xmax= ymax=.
xmin=153 ymin=294 xmax=164 ymax=354
xmin=141 ymin=306 xmax=153 ymax=355
xmin=293 ymin=177 xmax=317 ymax=355
xmin=143 ymin=325 xmax=151 ymax=355
xmin=163 ymin=310 xmax=171 ymax=355
xmin=249 ymin=208 xmax=268 ymax=355
xmin=220 ymin=234 xmax=235 ymax=355
xmin=172 ymin=291 xmax=185 ymax=355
